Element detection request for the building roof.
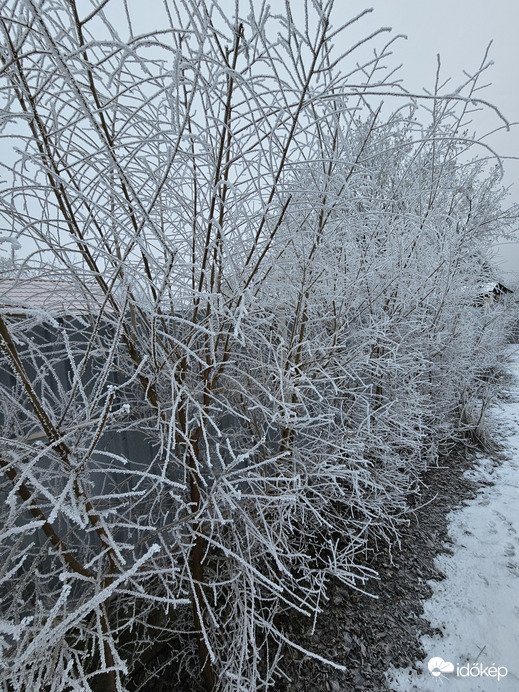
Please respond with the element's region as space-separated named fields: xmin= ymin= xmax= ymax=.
xmin=481 ymin=281 xmax=513 ymax=295
xmin=0 ymin=278 xmax=111 ymax=316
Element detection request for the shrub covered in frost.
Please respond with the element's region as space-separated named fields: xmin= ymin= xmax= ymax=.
xmin=0 ymin=1 xmax=516 ymax=690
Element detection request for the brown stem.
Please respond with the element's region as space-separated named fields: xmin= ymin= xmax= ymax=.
xmin=0 ymin=456 xmax=93 ymax=579
xmin=98 ymin=603 xmax=117 ymax=692
xmin=178 ymin=400 xmax=215 ymax=690
xmin=191 ymin=529 xmax=216 ymax=691
xmin=0 ymin=314 xmax=118 ymax=571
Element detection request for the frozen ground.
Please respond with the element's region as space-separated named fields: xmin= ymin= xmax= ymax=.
xmin=387 ymin=347 xmax=519 ymax=691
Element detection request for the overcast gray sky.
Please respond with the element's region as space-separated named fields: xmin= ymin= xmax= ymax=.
xmin=120 ymin=0 xmax=519 ymax=280
xmin=331 ymin=1 xmax=519 ymax=282
xmin=5 ymin=1 xmax=519 ymax=280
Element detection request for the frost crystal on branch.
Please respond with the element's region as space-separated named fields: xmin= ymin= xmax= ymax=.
xmin=0 ymin=1 xmax=516 ymax=690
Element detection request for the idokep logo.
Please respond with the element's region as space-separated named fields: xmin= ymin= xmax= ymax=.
xmin=456 ymin=662 xmax=508 ymax=682
xmin=427 ymin=656 xmax=509 ymax=682
xmin=428 ymin=657 xmax=454 ymax=677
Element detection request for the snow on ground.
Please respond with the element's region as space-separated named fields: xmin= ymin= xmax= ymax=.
xmin=387 ymin=347 xmax=519 ymax=691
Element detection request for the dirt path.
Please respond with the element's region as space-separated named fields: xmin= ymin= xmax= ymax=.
xmin=280 ymin=448 xmax=485 ymax=691
xmin=281 ymin=353 xmax=519 ymax=691
xmin=388 ymin=352 xmax=519 ymax=691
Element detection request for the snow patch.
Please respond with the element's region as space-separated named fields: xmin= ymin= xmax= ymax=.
xmin=387 ymin=350 xmax=519 ymax=691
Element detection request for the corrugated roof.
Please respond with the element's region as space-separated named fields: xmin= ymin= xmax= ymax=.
xmin=0 ymin=278 xmax=111 ymax=316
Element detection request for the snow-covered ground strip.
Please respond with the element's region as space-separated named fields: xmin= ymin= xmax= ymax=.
xmin=387 ymin=347 xmax=519 ymax=692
